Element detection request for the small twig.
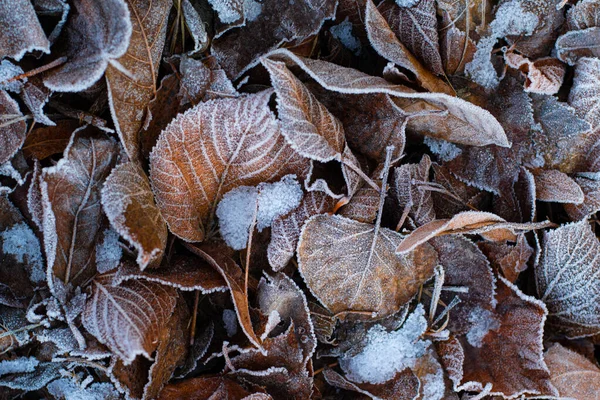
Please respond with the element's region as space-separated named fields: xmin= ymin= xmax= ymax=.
xmin=341 ymin=157 xmax=380 ymax=191
xmin=190 ymin=291 xmax=200 ymax=345
xmin=429 ymin=265 xmax=445 ymax=323
xmin=0 ymin=57 xmax=67 ymax=86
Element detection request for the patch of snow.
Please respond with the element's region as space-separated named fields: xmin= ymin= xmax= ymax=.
xmin=330 ymin=18 xmax=361 ymax=55
xmin=223 ymin=309 xmax=238 ymax=337
xmin=340 ymin=304 xmax=430 ymax=384
xmin=396 ymin=0 xmax=419 ymax=7
xmin=0 ymin=357 xmax=39 ymax=376
xmin=95 ymin=229 xmax=122 ymax=274
xmin=257 ymin=175 xmax=303 ymax=231
xmin=466 ymin=306 xmax=500 ymax=348
xmin=0 ymin=222 xmax=45 ymax=283
xmin=424 ymin=136 xmax=462 ymax=162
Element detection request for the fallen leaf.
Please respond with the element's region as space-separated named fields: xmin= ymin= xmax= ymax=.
xmin=158 ymin=376 xmax=264 ymax=400
xmin=323 ymin=368 xmax=419 ymax=400
xmin=567 ymin=0 xmax=600 ymax=31
xmin=530 ymin=168 xmax=584 ymax=204
xmin=22 ymin=120 xmax=80 ymax=160
xmin=504 ymin=53 xmax=565 ymax=95
xmin=556 ymin=27 xmax=600 ymax=65
xmin=479 ymin=234 xmax=533 ymax=283
xmin=392 ymin=154 xmax=435 ymax=228
xmin=569 ymin=57 xmax=600 ymax=129
xmin=339 ymin=184 xmax=380 ymax=224
xmin=0 ymin=90 xmax=27 ymax=165
xmin=440 ymin=24 xmax=476 ymax=76
xmin=0 ymin=0 xmax=49 ymax=60
xmin=544 ymin=343 xmax=600 ymax=400
xmin=564 ymin=175 xmax=600 ymax=220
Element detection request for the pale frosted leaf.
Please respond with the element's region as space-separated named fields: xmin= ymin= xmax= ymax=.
xmin=106 ymin=0 xmax=172 ymax=161
xmin=267 ymin=191 xmax=335 ymax=271
xmin=504 ymin=54 xmax=565 ymax=95
xmin=82 ymin=274 xmax=177 ymax=363
xmin=95 ymin=228 xmax=122 ymax=274
xmin=41 ymin=128 xmax=119 ymax=289
xmin=0 ymin=90 xmax=27 ymax=165
xmin=565 ymin=175 xmax=600 ymax=220
xmin=149 ymin=90 xmax=307 ymax=242
xmin=556 ymin=27 xmax=600 ymax=65
xmin=43 ymin=0 xmax=132 ymax=91
xmin=0 ymin=60 xmax=25 ymax=93
xmin=531 ymin=169 xmax=584 ymax=204
xmin=297 ymin=214 xmax=438 ymax=318
xmin=102 ymin=162 xmax=167 ymax=270
xmin=265 ymin=49 xmax=508 ymax=148
xmin=569 ymin=57 xmax=600 ymax=129
xmin=544 ymin=343 xmax=600 ymax=400
xmin=536 ymin=220 xmax=600 ymax=338
xmin=0 ymin=0 xmax=50 ymax=60
xmin=364 ymin=0 xmax=452 ymax=94
xmin=323 ymin=368 xmax=419 ymax=400
xmin=378 ymin=0 xmax=443 ymax=75
xmin=182 ymin=0 xmax=209 ymax=55
xmin=208 ymin=0 xmax=243 ymax=25
xmin=567 ymin=0 xmax=600 ymax=30
xmin=47 ymin=378 xmax=120 ymax=400
xmin=0 ymin=362 xmax=61 ymax=391
xmin=178 ymin=55 xmax=237 ymax=106
xmin=392 ymin=154 xmax=435 ymax=228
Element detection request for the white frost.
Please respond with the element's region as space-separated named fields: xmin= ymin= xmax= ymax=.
xmin=95 ymin=229 xmax=122 ymax=274
xmin=257 ymin=175 xmax=303 ymax=230
xmin=424 ymin=136 xmax=462 ymax=162
xmin=395 ymin=0 xmax=419 ymax=7
xmin=208 ymin=0 xmax=243 ymax=24
xmin=47 ymin=377 xmax=120 ymax=400
xmin=330 ymin=18 xmax=361 ymax=55
xmin=1 ymin=222 xmax=45 ymax=283
xmin=0 ymin=60 xmax=25 ymax=92
xmin=0 ymin=357 xmax=39 ymax=376
xmin=466 ymin=306 xmax=500 ymax=348
xmin=340 ymin=304 xmax=430 ymax=384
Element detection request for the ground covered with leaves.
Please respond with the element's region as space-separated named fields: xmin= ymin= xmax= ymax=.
xmin=1 ymin=0 xmax=600 ymax=399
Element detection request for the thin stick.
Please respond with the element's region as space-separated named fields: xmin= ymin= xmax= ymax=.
xmin=190 ymin=290 xmax=200 ymax=345
xmin=342 ymin=157 xmax=380 ymax=191
xmin=0 ymin=57 xmax=67 ymax=86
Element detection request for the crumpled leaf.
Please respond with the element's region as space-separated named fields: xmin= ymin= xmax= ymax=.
xmin=20 ymin=77 xmax=54 ymax=126
xmin=530 ymin=168 xmax=584 ymax=204
xmin=504 ymin=53 xmax=565 ymax=95
xmin=479 ymin=234 xmax=533 ymax=283
xmin=544 ymin=343 xmax=600 ymax=400
xmin=569 ymin=57 xmax=600 ymax=129
xmin=298 ymin=214 xmax=438 ymax=318
xmin=0 ymin=90 xmax=27 ymax=165
xmin=150 ymin=90 xmax=307 ymax=242
xmin=535 ymin=220 xmax=600 ymax=338
xmin=339 ymin=183 xmax=380 ymax=224
xmin=102 ymin=162 xmax=167 ymax=270
xmin=178 ymin=55 xmax=238 ymax=107
xmin=82 ymin=273 xmax=178 ymax=364
xmin=392 ymin=154 xmax=435 ymax=228
xmin=556 ymin=27 xmax=600 ymax=66
xmin=41 ymin=127 xmax=119 ymax=289
xmin=43 ymin=0 xmax=132 ymax=92
xmin=106 ymin=0 xmax=172 ymax=162
xmin=0 ymin=0 xmax=50 ymax=60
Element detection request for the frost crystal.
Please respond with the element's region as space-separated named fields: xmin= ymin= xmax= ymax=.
xmin=47 ymin=378 xmax=120 ymax=400
xmin=223 ymin=309 xmax=238 ymax=337
xmin=466 ymin=306 xmax=500 ymax=348
xmin=95 ymin=229 xmax=122 ymax=274
xmin=0 ymin=357 xmax=39 ymax=376
xmin=1 ymin=222 xmax=45 ymax=283
xmin=0 ymin=60 xmax=25 ymax=92
xmin=424 ymin=136 xmax=462 ymax=162
xmin=422 ymin=369 xmax=445 ymax=400
xmin=208 ymin=0 xmax=243 ymax=24
xmin=340 ymin=304 xmax=430 ymax=384
xmin=395 ymin=0 xmax=419 ymax=7
xmin=330 ymin=19 xmax=361 ymax=55
xmin=244 ymin=0 xmax=262 ymax=22
xmin=257 ymin=175 xmax=303 ymax=231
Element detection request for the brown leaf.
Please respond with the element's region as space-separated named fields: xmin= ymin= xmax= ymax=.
xmin=149 ymin=90 xmax=307 ymax=242
xmin=379 ymin=0 xmax=444 ymax=75
xmin=438 ymin=277 xmax=557 ymax=398
xmin=544 ymin=343 xmax=600 ymax=400
xmin=44 ymin=0 xmax=132 ymax=91
xmin=440 ymin=24 xmax=476 ymax=76
xmin=392 ymin=154 xmax=435 ymax=228
xmin=22 ymin=120 xmax=80 ymax=160
xmin=479 ymin=234 xmax=533 ymax=283
xmin=178 ymin=55 xmax=238 ymax=106
xmin=504 ymin=54 xmax=565 ymax=95
xmin=267 ymin=191 xmax=335 ymax=271
xmin=339 ymin=184 xmax=380 ymax=224
xmin=82 ymin=274 xmax=178 ymax=364
xmin=158 ymin=376 xmax=263 ymax=400
xmin=530 ymin=168 xmax=584 ymax=204
xmin=364 ymin=0 xmax=452 ymax=94
xmin=20 ymin=77 xmax=54 ymax=126
xmin=556 ymin=27 xmax=600 ymax=65
xmin=535 ymin=220 xmax=600 ymax=338
xmin=569 ymin=57 xmax=600 ymax=129
xmin=323 ymin=368 xmax=419 ymax=400
xmin=106 ymin=0 xmax=172 ymax=162
xmin=298 ymin=214 xmax=438 ymax=318
xmin=0 ymin=90 xmax=27 ymax=165
xmin=0 ymin=0 xmax=49 ymax=60
xmin=102 ymin=162 xmax=167 ymax=269
xmin=41 ymin=127 xmax=119 ymax=289
xmin=564 ymin=175 xmax=600 ymax=220
xmin=568 ymin=0 xmax=600 ymax=31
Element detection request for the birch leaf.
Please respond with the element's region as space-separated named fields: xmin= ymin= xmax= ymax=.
xmin=545 ymin=343 xmax=600 ymax=400
xmin=82 ymin=274 xmax=177 ymax=364
xmin=531 ymin=169 xmax=584 ymax=204
xmin=569 ymin=57 xmax=600 ymax=129
xmin=149 ymin=90 xmax=307 ymax=242
xmin=106 ymin=0 xmax=172 ymax=162
xmin=0 ymin=90 xmax=27 ymax=165
xmin=535 ymin=220 xmax=600 ymax=338
xmin=297 ymin=214 xmax=438 ymax=318
xmin=102 ymin=162 xmax=167 ymax=270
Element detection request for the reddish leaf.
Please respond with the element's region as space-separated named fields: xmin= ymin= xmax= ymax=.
xmin=544 ymin=343 xmax=600 ymax=400
xmin=504 ymin=54 xmax=565 ymax=95
xmin=530 ymin=168 xmax=584 ymax=204
xmin=22 ymin=120 xmax=80 ymax=160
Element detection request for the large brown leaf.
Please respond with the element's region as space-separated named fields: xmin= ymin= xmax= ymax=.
xmin=106 ymin=0 xmax=172 ymax=162
xmin=102 ymin=162 xmax=167 ymax=270
xmin=0 ymin=90 xmax=27 ymax=165
xmin=544 ymin=343 xmax=600 ymax=400
xmin=41 ymin=127 xmax=119 ymax=289
xmin=149 ymin=90 xmax=307 ymax=242
xmin=0 ymin=0 xmax=49 ymax=60
xmin=297 ymin=214 xmax=438 ymax=318
xmin=82 ymin=274 xmax=178 ymax=364
xmin=535 ymin=220 xmax=600 ymax=338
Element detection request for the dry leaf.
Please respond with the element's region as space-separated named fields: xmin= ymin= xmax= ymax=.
xmin=22 ymin=120 xmax=80 ymax=160
xmin=568 ymin=0 xmax=600 ymax=31
xmin=102 ymin=162 xmax=167 ymax=269
xmin=569 ymin=57 xmax=600 ymax=129
xmin=504 ymin=53 xmax=565 ymax=95
xmin=479 ymin=234 xmax=533 ymax=283
xmin=0 ymin=0 xmax=49 ymax=60
xmin=298 ymin=214 xmax=438 ymax=318
xmin=149 ymin=90 xmax=307 ymax=242
xmin=339 ymin=184 xmax=380 ymax=224
xmin=323 ymin=368 xmax=419 ymax=400
xmin=536 ymin=220 xmax=600 ymax=338
xmin=158 ymin=376 xmax=263 ymax=400
xmin=0 ymin=90 xmax=27 ymax=165
xmin=440 ymin=24 xmax=476 ymax=76
xmin=544 ymin=343 xmax=600 ymax=400
xmin=564 ymin=175 xmax=600 ymax=220
xmin=392 ymin=154 xmax=435 ymax=228
xmin=556 ymin=27 xmax=600 ymax=65
xmin=530 ymin=168 xmax=584 ymax=204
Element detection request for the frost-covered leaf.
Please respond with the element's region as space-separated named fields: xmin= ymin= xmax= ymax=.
xmin=102 ymin=162 xmax=167 ymax=270
xmin=535 ymin=220 xmax=600 ymax=338
xmin=43 ymin=0 xmax=132 ymax=92
xmin=0 ymin=0 xmax=50 ymax=60
xmin=106 ymin=0 xmax=172 ymax=162
xmin=298 ymin=214 xmax=438 ymax=318
xmin=568 ymin=0 xmax=600 ymax=30
xmin=530 ymin=169 xmax=584 ymax=204
xmin=565 ymin=175 xmax=600 ymax=220
xmin=569 ymin=57 xmax=600 ymax=129
xmin=556 ymin=27 xmax=600 ymax=66
xmin=267 ymin=191 xmax=335 ymax=271
xmin=504 ymin=54 xmax=565 ymax=95
xmin=379 ymin=0 xmax=443 ymax=75
xmin=149 ymin=90 xmax=307 ymax=242
xmin=82 ymin=274 xmax=178 ymax=363
xmin=439 ymin=24 xmax=475 ymax=76
xmin=20 ymin=77 xmax=54 ymax=126
xmin=392 ymin=154 xmax=435 ymax=228
xmin=181 ymin=0 xmax=209 ymax=55
xmin=47 ymin=377 xmax=121 ymax=400
xmin=479 ymin=234 xmax=533 ymax=283
xmin=0 ymin=361 xmax=61 ymax=391
xmin=544 ymin=343 xmax=600 ymax=400
xmin=159 ymin=376 xmax=264 ymax=399
xmin=22 ymin=121 xmax=88 ymax=161
xmin=41 ymin=128 xmax=119 ymax=289
xmin=339 ymin=184 xmax=380 ymax=224
xmin=0 ymin=90 xmax=27 ymax=165
xmin=178 ymin=55 xmax=237 ymax=107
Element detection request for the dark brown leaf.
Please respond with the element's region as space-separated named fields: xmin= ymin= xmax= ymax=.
xmin=22 ymin=120 xmax=80 ymax=160
xmin=530 ymin=168 xmax=584 ymax=204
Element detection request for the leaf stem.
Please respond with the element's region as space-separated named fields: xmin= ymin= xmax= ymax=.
xmin=342 ymin=157 xmax=380 ymax=191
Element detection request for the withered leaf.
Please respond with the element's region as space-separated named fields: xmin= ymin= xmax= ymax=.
xmin=440 ymin=24 xmax=476 ymax=76
xmin=41 ymin=127 xmax=119 ymax=289
xmin=298 ymin=214 xmax=438 ymax=318
xmin=530 ymin=168 xmax=584 ymax=204
xmin=556 ymin=27 xmax=600 ymax=66
xmin=564 ymin=175 xmax=600 ymax=220
xmin=178 ymin=55 xmax=237 ymax=107
xmin=82 ymin=274 xmax=178 ymax=364
xmin=0 ymin=90 xmax=27 ymax=165
xmin=535 ymin=220 xmax=600 ymax=338
xmin=102 ymin=162 xmax=167 ymax=270
xmin=479 ymin=234 xmax=533 ymax=283
xmin=544 ymin=343 xmax=600 ymax=400
xmin=323 ymin=368 xmax=420 ymax=400
xmin=267 ymin=191 xmax=335 ymax=271
xmin=158 ymin=376 xmax=264 ymax=400
xmin=43 ymin=0 xmax=132 ymax=92
xmin=568 ymin=0 xmax=600 ymax=31
xmin=392 ymin=154 xmax=435 ymax=228
xmin=339 ymin=183 xmax=380 ymax=224
xmin=504 ymin=54 xmax=565 ymax=95
xmin=106 ymin=0 xmax=172 ymax=162
xmin=0 ymin=0 xmax=50 ymax=60
xmin=569 ymin=57 xmax=600 ymax=129
xmin=150 ymin=91 xmax=307 ymax=242
xmin=22 ymin=120 xmax=80 ymax=160
xmin=20 ymin=77 xmax=54 ymax=126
